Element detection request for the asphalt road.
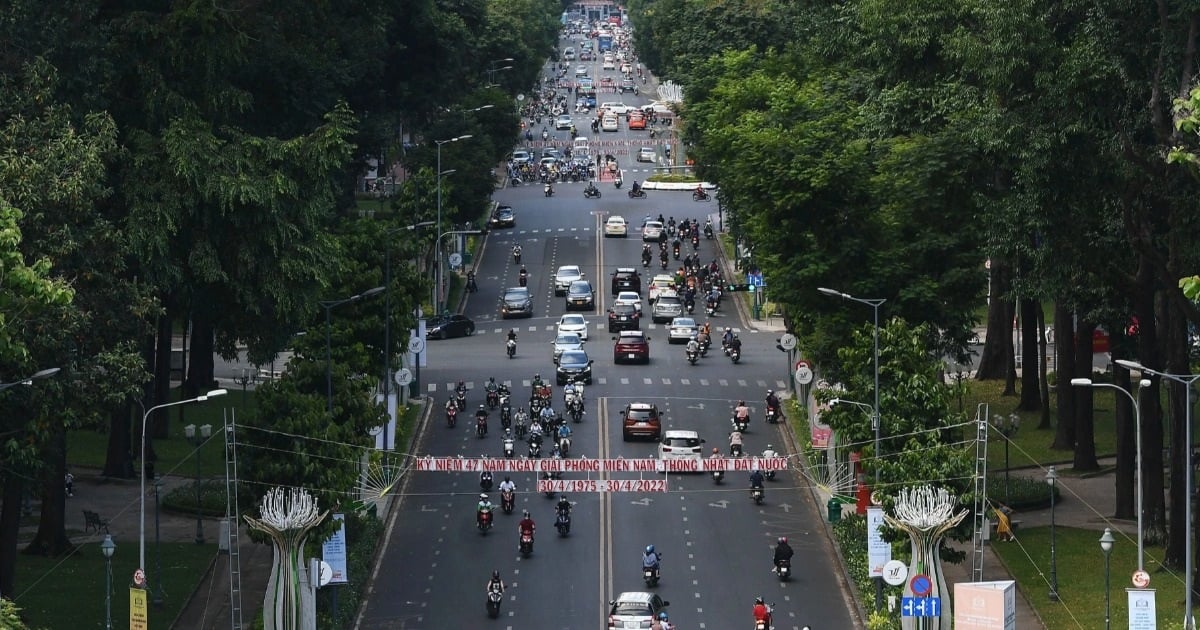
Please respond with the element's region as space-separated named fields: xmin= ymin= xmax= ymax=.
xmin=357 ymin=52 xmax=855 ymax=630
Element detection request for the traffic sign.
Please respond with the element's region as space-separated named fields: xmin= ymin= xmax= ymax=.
xmin=407 ymin=337 xmax=426 ymax=355
xmin=448 ymin=252 xmax=463 ymax=268
xmin=910 ymin=573 xmax=933 ymax=597
xmin=882 ymin=560 xmax=908 ymax=586
xmin=794 ymin=361 xmax=814 ymax=385
xmin=394 ymin=368 xmax=413 ymax=386
xmin=132 ymin=568 xmax=147 ymax=588
xmin=901 ymin=596 xmax=941 ymax=617
xmin=779 ymin=333 xmax=797 ymax=351
xmin=747 ymin=273 xmax=764 ymax=287
xmin=1132 ymin=569 xmax=1151 ymax=588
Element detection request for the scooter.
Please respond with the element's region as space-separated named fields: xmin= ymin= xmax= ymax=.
xmin=501 ymin=489 xmax=515 ymax=514
xmin=446 ymin=406 xmax=458 ymax=428
xmin=584 ymin=184 xmax=601 ymax=198
xmin=507 ymin=339 xmax=517 ymax=358
xmin=486 ymin=389 xmax=500 ymax=409
xmin=476 ymin=416 xmax=488 ymax=438
xmin=486 ymin=587 xmax=503 ymax=618
xmin=751 ymin=486 xmax=765 ymax=505
xmin=712 ymin=469 xmax=724 ymax=484
xmin=732 ymin=415 xmax=749 ymax=433
xmin=556 ymin=512 xmax=571 ymax=536
xmin=765 ymin=406 xmax=780 ymax=424
xmin=480 ymin=472 xmax=494 ymax=491
xmin=513 ymin=247 xmax=522 ymax=264
xmin=558 ymin=436 xmax=572 ymax=457
xmin=729 ymin=347 xmax=741 ymax=364
xmin=528 ymin=437 xmax=542 ymax=458
xmin=544 ymin=183 xmax=554 ymax=197
xmin=542 ymin=129 xmax=549 ymax=141
xmin=730 ymin=442 xmax=743 ymax=457
xmin=693 ymin=190 xmax=711 ymax=202
xmin=686 ymin=349 xmax=699 ymax=365
xmin=614 ymin=177 xmax=623 ymax=189
xmin=776 ymin=559 xmax=791 ymax=581
xmin=753 ymin=603 xmax=774 ymax=630
xmin=519 ymin=272 xmax=528 ymax=287
xmin=643 ymin=562 xmax=661 ymax=587
xmin=477 ymin=508 xmax=493 ymax=534
xmin=466 ymin=271 xmax=478 ymax=292
xmin=704 ymin=224 xmax=714 ymax=239
xmin=519 ymin=532 xmax=534 ymax=557
xmin=628 ymin=188 xmax=647 ymax=199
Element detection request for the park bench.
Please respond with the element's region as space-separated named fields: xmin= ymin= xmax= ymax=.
xmin=83 ymin=510 xmax=110 ymax=534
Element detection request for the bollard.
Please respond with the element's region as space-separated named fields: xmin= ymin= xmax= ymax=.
xmin=827 ymin=497 xmax=842 ymax=523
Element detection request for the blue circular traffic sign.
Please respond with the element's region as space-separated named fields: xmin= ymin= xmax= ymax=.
xmin=910 ymin=574 xmax=932 ymax=597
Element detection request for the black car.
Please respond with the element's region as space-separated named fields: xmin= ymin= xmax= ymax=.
xmin=500 ymin=287 xmax=533 ymax=318
xmin=426 ymin=314 xmax=476 ymax=339
xmin=607 ymin=303 xmax=641 ymax=332
xmin=565 ymin=280 xmax=595 ymax=310
xmin=619 ymin=79 xmax=637 ymax=94
xmin=556 ymin=350 xmax=593 ymax=385
xmin=488 ymin=205 xmax=515 ymax=228
xmin=611 ymin=267 xmax=642 ymax=295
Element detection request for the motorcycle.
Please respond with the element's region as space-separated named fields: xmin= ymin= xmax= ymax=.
xmin=542 ymin=129 xmax=549 ymax=141
xmin=704 ymin=224 xmax=714 ymax=239
xmin=446 ymin=406 xmax=458 ymax=428
xmin=558 ymin=436 xmax=572 ymax=456
xmin=501 ymin=489 xmax=515 ymax=514
xmin=455 ymin=387 xmax=468 ymax=411
xmin=486 ymin=389 xmax=500 ymax=409
xmin=519 ymin=272 xmax=528 ymax=287
xmin=584 ymin=184 xmax=601 ymax=199
xmin=480 ymin=472 xmax=494 ymax=491
xmin=544 ymin=183 xmax=554 ymax=197
xmin=641 ymin=252 xmax=651 ymax=268
xmin=699 ymin=337 xmax=711 ymax=357
xmin=476 ymin=416 xmax=488 ymax=438
xmin=513 ymin=246 xmax=522 ymax=264
xmin=555 ymin=512 xmax=571 ymax=536
xmin=487 ymin=587 xmax=504 ymax=618
xmin=751 ymin=486 xmax=765 ymax=505
xmin=528 ymin=437 xmax=542 ymax=458
xmin=503 ymin=436 xmax=515 ymax=458
xmin=685 ymin=299 xmax=695 ymax=315
xmin=660 ymin=256 xmax=669 ymax=270
xmin=754 ymin=604 xmax=774 ymax=630
xmin=519 ymin=532 xmax=534 ymax=557
xmin=705 ymin=301 xmax=717 ymax=317
xmin=691 ymin=235 xmax=700 ymax=251
xmin=730 ymin=443 xmax=743 ymax=457
xmin=732 ymin=415 xmax=749 ymax=434
xmin=686 ymin=349 xmax=699 ymax=365
xmin=729 ymin=347 xmax=741 ymax=364
xmin=628 ymin=188 xmax=647 ymax=199
xmin=765 ymin=406 xmax=780 ymax=424
xmin=692 ymin=189 xmax=711 ymax=202
xmin=514 ymin=416 xmax=528 ymax=439
xmin=466 ymin=271 xmax=478 ymax=293
xmin=477 ymin=507 xmax=493 ymax=534
xmin=643 ymin=564 xmax=661 ymax=587
xmin=672 ymin=244 xmax=680 ymax=260
xmin=542 ymin=472 xmax=557 ymax=497
xmin=614 ymin=177 xmax=623 ymax=189
xmin=507 ymin=339 xmax=517 ymax=358
xmin=500 ymin=400 xmax=512 ymax=429
xmin=776 ymin=558 xmax=791 ymax=581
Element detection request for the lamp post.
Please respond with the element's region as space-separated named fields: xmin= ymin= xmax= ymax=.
xmin=101 ymin=534 xmax=115 ymax=630
xmin=1114 ymin=359 xmax=1200 ymax=629
xmin=436 ymin=228 xmax=484 ymax=316
xmin=321 ymin=286 xmax=386 ymax=415
xmin=384 ymin=222 xmax=434 ymax=451
xmin=829 ymin=395 xmax=883 ymax=612
xmin=1100 ymin=527 xmax=1115 ymax=630
xmin=0 ymin=367 xmax=61 ymax=392
xmin=1070 ymin=376 xmax=1150 ymax=572
xmin=1046 ymin=465 xmax=1059 ymax=600
xmin=184 ymin=423 xmax=212 ymax=543
xmin=992 ymin=413 xmax=1021 ymax=501
xmin=487 ymin=59 xmax=514 ymax=86
xmin=435 ymin=134 xmax=472 ymax=315
xmin=139 ymin=389 xmax=227 ymax=591
xmin=152 ymin=475 xmax=163 ymax=605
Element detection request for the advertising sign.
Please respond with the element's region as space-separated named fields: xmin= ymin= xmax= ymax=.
xmin=954 ymin=580 xmax=1016 ymax=629
xmin=413 ymin=456 xmax=789 ymax=473
xmin=866 ymin=506 xmax=891 ymax=577
xmin=129 ymin=587 xmax=148 ymax=630
xmin=811 ymin=398 xmax=833 ymax=449
xmin=322 ymin=513 xmax=349 ymax=585
xmin=1127 ymin=589 xmax=1157 ymax=630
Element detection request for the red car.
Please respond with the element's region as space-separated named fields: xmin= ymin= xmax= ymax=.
xmin=613 ymin=330 xmax=650 ymax=364
xmin=627 ymin=112 xmax=647 ymax=130
xmin=621 ymin=403 xmax=662 ymax=441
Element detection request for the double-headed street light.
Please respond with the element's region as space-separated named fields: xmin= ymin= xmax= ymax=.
xmin=1046 ymin=465 xmax=1060 ymax=601
xmin=0 ymin=367 xmax=61 ymax=392
xmin=1100 ymin=527 xmax=1115 ymax=630
xmin=322 ymin=286 xmax=386 ymax=415
xmin=436 ymin=135 xmax=474 ymax=313
xmin=1115 ymin=359 xmax=1200 ymax=630
xmin=1070 ymin=376 xmax=1150 ymax=572
xmin=139 ymin=389 xmax=227 ymax=596
xmin=384 ymin=222 xmax=435 ymax=451
xmin=487 ymin=59 xmax=514 ymax=86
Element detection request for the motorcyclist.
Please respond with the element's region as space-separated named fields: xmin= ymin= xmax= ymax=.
xmin=766 ymin=389 xmax=781 ymax=412
xmin=540 ymin=404 xmax=558 ymax=426
xmin=532 ymin=373 xmax=546 ymax=388
xmin=773 ymin=537 xmax=794 ymax=572
xmin=729 ymin=430 xmax=744 ymax=455
xmin=652 ymin=612 xmax=672 ymax=630
xmin=695 ymin=183 xmax=706 ymax=198
xmin=445 ymin=396 xmax=457 ymax=414
xmin=514 ymin=406 xmax=529 ymax=428
xmin=722 ymin=327 xmax=735 ymax=347
xmin=750 ymin=469 xmax=765 ymax=490
xmin=735 ymin=400 xmax=750 ymax=425
xmin=752 ymin=597 xmax=772 ymax=627
xmin=507 ymin=329 xmax=518 ymax=343
xmin=518 ymin=510 xmax=536 ymax=550
xmin=519 ymin=265 xmax=528 ymax=283
xmin=762 ymin=443 xmax=778 ymax=459
xmin=475 ymin=405 xmax=489 ymax=435
xmin=477 ymin=493 xmax=493 ymax=515
xmin=486 ymin=377 xmax=499 ymax=394
xmin=685 ymin=336 xmax=700 ymax=356
xmin=486 ymin=570 xmax=506 ymax=595
xmin=512 ymin=244 xmax=522 ymax=261
xmin=642 ymin=544 xmax=661 ymax=572
xmin=499 ymin=476 xmax=516 ymax=494
xmin=480 ymin=470 xmax=494 ymax=489
xmin=701 ymin=321 xmax=712 ymax=336
xmin=631 ymin=180 xmax=642 ymax=195
xmin=556 ymin=495 xmax=572 ymax=517
xmin=729 ymin=335 xmax=742 ymax=354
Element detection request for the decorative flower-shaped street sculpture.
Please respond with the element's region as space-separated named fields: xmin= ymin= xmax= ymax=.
xmin=245 ymin=487 xmax=328 ymax=630
xmin=883 ymin=485 xmax=968 ymax=630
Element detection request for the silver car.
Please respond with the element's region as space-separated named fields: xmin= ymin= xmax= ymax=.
xmin=554 ymin=265 xmax=585 ymax=295
xmin=552 ymin=333 xmax=585 ymax=364
xmin=651 ymin=295 xmax=683 ymax=324
xmin=668 ymin=317 xmax=698 ymax=344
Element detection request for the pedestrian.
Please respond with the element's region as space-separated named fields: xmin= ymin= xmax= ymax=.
xmin=993 ymin=503 xmax=1015 ymax=541
xmin=64 ymin=471 xmax=74 ymax=497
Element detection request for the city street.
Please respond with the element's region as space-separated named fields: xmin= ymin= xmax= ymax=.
xmin=357 ymin=50 xmax=855 ymax=628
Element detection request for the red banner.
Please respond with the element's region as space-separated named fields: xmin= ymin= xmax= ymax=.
xmin=536 ymin=479 xmax=669 ymax=493
xmin=412 ymin=457 xmax=790 ymax=473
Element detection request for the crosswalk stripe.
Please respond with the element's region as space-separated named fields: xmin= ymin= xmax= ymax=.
xmin=643 ymin=378 xmax=653 ymax=384
xmin=597 ymin=377 xmax=608 ymax=385
xmin=527 ymin=326 xmax=537 ymax=332
xmin=718 ymin=379 xmax=728 ymax=386
xmin=621 ymin=378 xmax=629 ymax=385
xmin=662 ymin=378 xmax=671 ymax=385
xmin=776 ymin=380 xmax=788 ymax=389
xmin=680 ymin=379 xmax=690 ymax=385
xmin=700 ymin=379 xmax=709 ymax=386
xmin=756 ymin=380 xmax=767 ymax=387
xmin=737 ymin=379 xmax=748 ymax=387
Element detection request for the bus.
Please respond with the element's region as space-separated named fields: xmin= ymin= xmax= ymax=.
xmin=598 ymin=34 xmax=613 ymax=52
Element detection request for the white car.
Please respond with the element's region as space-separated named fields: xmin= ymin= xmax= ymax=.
xmin=668 ymin=317 xmax=698 ymax=344
xmin=601 ymin=114 xmax=619 ymax=132
xmin=600 ymin=102 xmax=632 ymax=115
xmin=576 ymin=65 xmax=589 ymax=77
xmin=658 ymin=430 xmax=705 ymax=465
xmin=511 ymin=150 xmax=533 ymax=164
xmin=641 ymin=221 xmax=664 ymax=242
xmin=557 ymin=314 xmax=590 ymax=340
xmin=637 ymin=147 xmax=657 ymax=163
xmin=554 ymin=265 xmax=585 ymax=295
xmin=552 ymin=332 xmax=585 ymax=363
xmin=648 ymin=274 xmax=676 ymax=302
xmin=602 ymin=57 xmax=615 ymax=70
xmin=614 ymin=291 xmax=642 ymax=312
xmin=604 ymin=215 xmax=628 ymax=237
xmin=555 ymin=114 xmax=574 ymax=130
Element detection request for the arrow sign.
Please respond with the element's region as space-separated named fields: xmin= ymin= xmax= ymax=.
xmin=778 ymin=503 xmax=792 ymax=513
xmin=686 ymin=403 xmax=706 ymax=410
xmin=708 ymin=500 xmax=729 ymax=509
xmin=420 ymin=505 xmax=438 ymax=512
xmin=630 ymin=498 xmax=654 ymax=506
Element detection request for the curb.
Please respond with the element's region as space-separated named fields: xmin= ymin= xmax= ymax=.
xmin=640 ymin=181 xmax=716 ymax=191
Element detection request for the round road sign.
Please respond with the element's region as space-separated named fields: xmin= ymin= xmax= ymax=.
xmin=910 ymin=573 xmax=933 ymax=597
xmin=794 ymin=362 xmax=814 ymax=386
xmin=882 ymin=560 xmax=908 ymax=586
xmin=318 ymin=560 xmax=333 ymax=587
xmin=779 ymin=333 xmax=797 ymax=351
xmin=394 ymin=368 xmax=413 ymax=387
xmin=133 ymin=568 xmax=147 ymax=588
xmin=448 ymin=252 xmax=463 ymax=268
xmin=407 ymin=337 xmax=426 ymax=355
xmin=1132 ymin=569 xmax=1151 ymax=588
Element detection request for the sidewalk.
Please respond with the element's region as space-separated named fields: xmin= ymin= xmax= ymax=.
xmin=26 ymin=467 xmax=270 ymax=629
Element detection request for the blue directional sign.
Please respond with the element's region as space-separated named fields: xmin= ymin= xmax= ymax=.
xmin=900 ymin=597 xmax=942 ymax=618
xmin=746 ymin=272 xmax=764 ymax=287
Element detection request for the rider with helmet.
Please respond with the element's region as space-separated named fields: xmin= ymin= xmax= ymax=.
xmin=518 ymin=510 xmax=536 ymax=550
xmin=753 ymin=597 xmax=772 ymax=626
xmin=774 ymin=537 xmax=794 ymax=572
xmin=486 ymin=570 xmax=505 ymax=595
xmin=643 ymin=544 xmax=661 ymax=571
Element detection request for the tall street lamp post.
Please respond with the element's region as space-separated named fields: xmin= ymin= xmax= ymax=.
xmin=1100 ymin=527 xmax=1115 ymax=630
xmin=184 ymin=423 xmax=212 ymax=543
xmin=101 ymin=534 xmax=115 ymax=630
xmin=321 ymin=286 xmax=386 ymax=415
xmin=1071 ymin=376 xmax=1150 ymax=572
xmin=1046 ymin=465 xmax=1060 ymax=600
xmin=829 ymin=395 xmax=883 ymax=611
xmin=0 ymin=367 xmax=61 ymax=392
xmin=992 ymin=413 xmax=1021 ymax=501
xmin=435 ymin=135 xmax=473 ymax=314
xmin=152 ymin=475 xmax=163 ymax=606
xmin=139 ymin=389 xmax=227 ymax=598
xmin=1114 ymin=359 xmax=1200 ymax=629
xmin=384 ymin=222 xmax=434 ymax=452
xmin=487 ymin=59 xmax=514 ymax=86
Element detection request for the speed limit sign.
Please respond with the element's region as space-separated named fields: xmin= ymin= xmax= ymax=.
xmin=794 ymin=361 xmax=814 ymax=385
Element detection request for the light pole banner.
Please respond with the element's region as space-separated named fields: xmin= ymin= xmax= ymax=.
xmin=413 ymin=456 xmax=790 ymax=473
xmin=322 ymin=513 xmax=349 ymax=585
xmin=129 ymin=587 xmax=148 ymax=630
xmin=866 ymin=506 xmax=892 ymax=578
xmin=1126 ymin=589 xmax=1157 ymax=629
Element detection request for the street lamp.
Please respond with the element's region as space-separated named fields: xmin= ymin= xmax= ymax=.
xmin=0 ymin=367 xmax=61 ymax=392
xmin=321 ymin=286 xmax=386 ymax=415
xmin=1046 ymin=465 xmax=1059 ymax=600
xmin=152 ymin=475 xmax=163 ymax=605
xmin=138 ymin=389 xmax=226 ymax=596
xmin=1100 ymin=527 xmax=1115 ymax=630
xmin=1070 ymin=376 xmax=1150 ymax=572
xmin=436 ymin=134 xmax=473 ymax=314
xmin=992 ymin=413 xmax=1020 ymax=501
xmin=184 ymin=423 xmax=212 ymax=543
xmin=436 ymin=228 xmax=483 ymax=317
xmin=383 ymin=222 xmax=434 ymax=451
xmin=829 ymin=395 xmax=883 ymax=612
xmin=101 ymin=535 xmax=115 ymax=630
xmin=817 ymin=287 xmax=886 ymax=485
xmin=1114 ymin=358 xmax=1200 ymax=629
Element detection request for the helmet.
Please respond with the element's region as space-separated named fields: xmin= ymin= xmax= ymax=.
xmin=560 ymin=495 xmax=568 ymax=502
xmin=479 ymin=404 xmax=486 ymax=409
xmin=767 ymin=444 xmax=773 ymax=450
xmin=645 ymin=544 xmax=655 ymax=554
xmin=752 ymin=469 xmax=760 ymax=474
xmin=504 ymin=476 xmax=511 ymax=482
xmin=480 ymin=493 xmax=488 ymax=500
xmin=523 ymin=510 xmax=530 ymax=518
xmin=712 ymin=447 xmax=719 ymax=454
xmin=755 ymin=596 xmax=764 ymax=605
xmin=725 ymin=327 xmax=732 ymax=332
xmin=738 ymin=400 xmax=745 ymax=406
xmin=535 ymin=373 xmax=541 ymax=379
xmin=493 ymin=570 xmax=500 ymax=579
xmin=767 ymin=389 xmax=774 ymax=395
xmin=778 ymin=537 xmax=787 ymax=544
xmin=659 ymin=612 xmax=669 ymax=620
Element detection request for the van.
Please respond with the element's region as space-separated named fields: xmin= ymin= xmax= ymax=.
xmin=573 ymin=137 xmax=590 ymax=154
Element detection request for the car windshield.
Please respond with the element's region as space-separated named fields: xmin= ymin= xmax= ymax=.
xmin=612 ymin=602 xmax=653 ymax=615
xmin=657 ymin=296 xmax=681 ymax=305
xmin=665 ymin=437 xmax=702 ymax=448
xmin=504 ymin=289 xmax=528 ymax=300
xmin=626 ymin=407 xmax=657 ymax=420
xmin=672 ymin=318 xmax=696 ymax=327
xmin=561 ymin=315 xmax=586 ymax=325
xmin=611 ymin=304 xmax=636 ymax=314
xmin=556 ymin=334 xmax=582 ymax=345
xmin=569 ymin=281 xmax=591 ymax=292
xmin=560 ymin=351 xmax=588 ymax=364
xmin=557 ymin=267 xmax=581 ymax=277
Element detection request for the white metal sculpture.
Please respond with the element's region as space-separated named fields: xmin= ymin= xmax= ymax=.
xmin=884 ymin=485 xmax=968 ymax=630
xmin=245 ymin=487 xmax=328 ymax=630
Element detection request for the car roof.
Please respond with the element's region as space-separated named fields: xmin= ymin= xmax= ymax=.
xmin=614 ymin=591 xmax=656 ymax=603
xmin=607 ymin=216 xmax=627 ymax=223
xmin=617 ymin=330 xmax=645 ymax=338
xmin=617 ymin=291 xmax=640 ymax=298
xmin=555 ymin=333 xmax=582 ymax=342
xmin=663 ymin=430 xmax=700 ymax=439
xmin=615 ymin=266 xmax=636 ymax=273
xmin=671 ymin=317 xmax=696 ymax=325
xmin=651 ymin=274 xmax=674 ymax=283
xmin=560 ymin=314 xmax=586 ymax=322
xmin=560 ymin=349 xmax=589 ymax=360
xmin=505 ymin=287 xmax=529 ymax=294
xmin=557 ymin=265 xmax=581 ymax=273
xmin=627 ymin=402 xmax=657 ymax=410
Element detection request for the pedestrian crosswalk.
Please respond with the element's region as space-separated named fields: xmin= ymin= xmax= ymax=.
xmin=426 ymin=378 xmax=791 ymax=393
xmin=480 ymin=324 xmax=751 ymax=334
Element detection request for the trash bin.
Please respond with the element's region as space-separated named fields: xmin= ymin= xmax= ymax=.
xmin=827 ymin=497 xmax=842 ymax=523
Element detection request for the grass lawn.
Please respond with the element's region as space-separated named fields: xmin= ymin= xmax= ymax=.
xmin=13 ymin=541 xmax=217 ymax=630
xmin=993 ymin=525 xmax=1184 ymax=629
xmin=69 ymin=388 xmax=259 ymax=479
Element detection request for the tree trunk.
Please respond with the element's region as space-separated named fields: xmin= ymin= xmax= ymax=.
xmin=103 ymin=403 xmax=134 ymax=478
xmin=1003 ymin=299 xmax=1017 ymax=395
xmin=185 ymin=314 xmax=216 ymax=397
xmin=151 ymin=312 xmax=172 ymax=439
xmin=1038 ymin=307 xmax=1051 ymax=429
xmin=23 ymin=427 xmax=74 ymax=558
xmin=1017 ymin=298 xmax=1041 ymax=411
xmin=1135 ymin=260 xmax=1167 ymax=545
xmin=1113 ymin=364 xmax=1136 ymax=519
xmin=0 ymin=474 xmax=22 ymax=598
xmin=1072 ymin=320 xmax=1099 ymax=470
xmin=975 ymin=260 xmax=1012 ymax=380
xmin=1052 ymin=304 xmax=1076 ymax=446
xmin=1164 ymin=297 xmax=1189 ymax=571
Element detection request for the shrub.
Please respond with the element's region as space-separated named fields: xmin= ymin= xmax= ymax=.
xmin=987 ymin=474 xmax=1059 ymax=510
